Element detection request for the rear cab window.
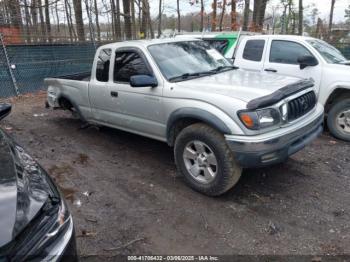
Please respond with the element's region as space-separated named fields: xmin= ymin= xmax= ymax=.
xmin=242 ymin=40 xmax=265 ymax=62
xmin=96 ymin=49 xmax=112 ymax=82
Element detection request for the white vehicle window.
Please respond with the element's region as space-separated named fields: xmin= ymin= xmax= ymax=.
xmin=306 ymin=39 xmax=347 ymax=64
xmin=270 ymin=40 xmax=314 ymax=65
xmin=96 ymin=49 xmax=111 ymax=82
xmin=243 ymin=40 xmax=265 ymax=62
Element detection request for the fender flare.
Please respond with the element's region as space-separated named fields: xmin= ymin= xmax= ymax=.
xmin=166 ymin=107 xmax=231 ymax=145
xmin=320 ymin=83 xmax=350 ymax=106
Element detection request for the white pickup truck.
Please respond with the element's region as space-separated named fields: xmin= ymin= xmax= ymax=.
xmin=45 ymin=38 xmax=323 ymax=196
xmin=233 ymin=35 xmax=350 ymax=141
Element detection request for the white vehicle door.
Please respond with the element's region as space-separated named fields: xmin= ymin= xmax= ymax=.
xmin=234 ymin=38 xmax=267 ymax=71
xmin=106 ymin=48 xmax=165 ymax=138
xmin=263 ymin=39 xmax=322 ymax=90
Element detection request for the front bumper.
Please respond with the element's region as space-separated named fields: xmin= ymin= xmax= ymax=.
xmin=226 ymin=106 xmax=324 ymax=168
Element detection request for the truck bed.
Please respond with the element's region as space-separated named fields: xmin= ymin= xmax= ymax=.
xmin=50 ymin=72 xmax=91 ymax=81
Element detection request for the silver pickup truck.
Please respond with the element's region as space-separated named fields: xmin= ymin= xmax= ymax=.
xmin=45 ymin=38 xmax=324 ymax=196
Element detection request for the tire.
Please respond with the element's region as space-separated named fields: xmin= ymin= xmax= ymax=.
xmin=174 ymin=123 xmax=242 ymax=196
xmin=327 ymin=99 xmax=350 ymax=142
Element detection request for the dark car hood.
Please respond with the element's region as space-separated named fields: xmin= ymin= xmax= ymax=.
xmin=0 ymin=130 xmax=51 ymax=247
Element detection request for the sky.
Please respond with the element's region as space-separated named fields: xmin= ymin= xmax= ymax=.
xmin=149 ymin=0 xmax=350 ymax=23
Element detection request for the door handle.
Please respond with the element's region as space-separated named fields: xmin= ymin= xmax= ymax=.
xmin=111 ymin=91 xmax=118 ymax=97
xmin=264 ymin=68 xmax=277 ymax=73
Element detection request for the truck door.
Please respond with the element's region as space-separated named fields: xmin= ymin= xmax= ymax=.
xmin=234 ymin=38 xmax=267 ymax=71
xmin=263 ymin=40 xmax=322 ymax=90
xmin=89 ymin=48 xmax=112 ymax=121
xmin=106 ymin=48 xmax=165 ymax=138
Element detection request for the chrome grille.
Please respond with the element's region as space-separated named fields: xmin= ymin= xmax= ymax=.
xmin=288 ymin=91 xmax=316 ymax=121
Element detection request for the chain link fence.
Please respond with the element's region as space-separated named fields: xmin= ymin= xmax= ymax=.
xmin=0 ymin=34 xmax=99 ymax=98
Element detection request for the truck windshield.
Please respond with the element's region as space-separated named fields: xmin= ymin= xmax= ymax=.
xmin=307 ymin=39 xmax=347 ymax=64
xmin=148 ymin=41 xmax=233 ymax=82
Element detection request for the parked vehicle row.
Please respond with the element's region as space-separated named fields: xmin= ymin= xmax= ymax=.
xmin=180 ymin=33 xmax=350 ymax=141
xmin=0 ymin=104 xmax=77 ymax=261
xmin=45 ymin=38 xmax=323 ymax=196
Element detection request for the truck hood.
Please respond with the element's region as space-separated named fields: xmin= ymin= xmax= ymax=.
xmin=0 ymin=130 xmax=52 ymax=247
xmin=175 ymin=69 xmax=304 ymax=103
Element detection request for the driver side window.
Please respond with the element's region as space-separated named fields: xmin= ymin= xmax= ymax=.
xmin=270 ymin=40 xmax=315 ymax=65
xmin=114 ymin=51 xmax=152 ymax=83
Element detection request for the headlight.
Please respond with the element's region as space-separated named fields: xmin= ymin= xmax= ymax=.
xmin=238 ymin=108 xmax=281 ymax=130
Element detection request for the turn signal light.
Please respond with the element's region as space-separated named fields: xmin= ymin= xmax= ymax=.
xmin=240 ymin=114 xmax=254 ymax=128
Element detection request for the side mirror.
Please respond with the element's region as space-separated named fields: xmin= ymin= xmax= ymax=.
xmin=0 ymin=104 xmax=11 ymax=121
xmin=297 ymin=55 xmax=318 ymax=70
xmin=130 ymin=75 xmax=158 ymax=88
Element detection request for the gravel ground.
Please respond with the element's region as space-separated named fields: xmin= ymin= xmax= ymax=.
xmin=1 ymin=92 xmax=350 ymax=259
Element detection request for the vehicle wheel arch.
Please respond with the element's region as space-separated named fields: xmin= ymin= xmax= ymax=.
xmin=57 ymin=95 xmax=86 ymax=122
xmin=324 ymin=86 xmax=350 ymax=114
xmin=166 ymin=108 xmax=231 ymax=146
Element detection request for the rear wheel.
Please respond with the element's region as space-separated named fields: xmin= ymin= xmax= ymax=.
xmin=174 ymin=123 xmax=242 ymax=196
xmin=327 ymin=99 xmax=350 ymax=142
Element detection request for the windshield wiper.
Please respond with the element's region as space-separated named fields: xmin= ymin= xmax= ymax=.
xmin=169 ymin=71 xmax=215 ymax=82
xmin=210 ymin=65 xmax=239 ymax=73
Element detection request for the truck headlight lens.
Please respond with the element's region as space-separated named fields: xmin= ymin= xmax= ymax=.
xmin=238 ymin=108 xmax=281 ymax=130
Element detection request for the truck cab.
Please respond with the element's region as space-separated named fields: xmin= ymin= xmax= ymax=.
xmin=234 ymin=35 xmax=350 ymax=141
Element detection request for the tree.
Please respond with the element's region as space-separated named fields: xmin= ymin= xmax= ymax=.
xmin=116 ymin=0 xmax=122 ymax=38
xmin=37 ymin=0 xmax=46 ymax=39
xmin=130 ymin=0 xmax=136 ymax=39
xmin=23 ymin=0 xmax=32 ymax=41
xmin=157 ymin=0 xmax=162 ymax=37
xmin=252 ymin=0 xmax=269 ymax=31
xmin=328 ymin=0 xmax=336 ymax=38
xmin=44 ymin=0 xmax=51 ymax=42
xmin=8 ymin=0 xmax=23 ymax=27
xmin=298 ymin=0 xmax=303 ymax=35
xmin=94 ymin=0 xmax=101 ymax=41
xmin=147 ymin=0 xmax=154 ymax=38
xmin=211 ymin=0 xmax=217 ymax=31
xmin=73 ymin=0 xmax=85 ymax=41
xmin=242 ymin=0 xmax=250 ymax=31
xmin=177 ymin=0 xmax=181 ymax=32
xmin=200 ymin=0 xmax=205 ymax=32
xmin=219 ymin=0 xmax=227 ymax=31
xmin=140 ymin=0 xmax=148 ymax=37
xmin=123 ymin=0 xmax=132 ymax=39
xmin=230 ymin=0 xmax=237 ymax=31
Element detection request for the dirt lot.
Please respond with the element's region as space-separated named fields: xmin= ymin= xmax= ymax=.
xmin=1 ymin=92 xmax=350 ymax=258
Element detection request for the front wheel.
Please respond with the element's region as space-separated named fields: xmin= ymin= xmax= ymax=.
xmin=327 ymin=99 xmax=350 ymax=142
xmin=174 ymin=123 xmax=242 ymax=196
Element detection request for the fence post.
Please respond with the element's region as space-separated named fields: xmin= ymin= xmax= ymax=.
xmin=0 ymin=33 xmax=20 ymax=96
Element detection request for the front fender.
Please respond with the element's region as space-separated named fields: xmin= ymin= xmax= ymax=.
xmin=166 ymin=107 xmax=234 ymax=145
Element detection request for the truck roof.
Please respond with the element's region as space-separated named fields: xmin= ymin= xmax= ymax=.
xmin=99 ymin=38 xmax=201 ymax=50
xmin=243 ymin=34 xmax=316 ymax=41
